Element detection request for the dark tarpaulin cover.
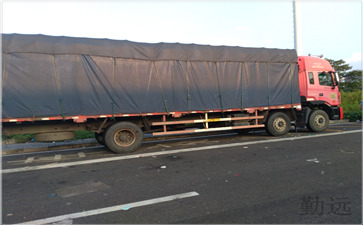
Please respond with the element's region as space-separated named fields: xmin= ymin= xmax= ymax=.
xmin=2 ymin=33 xmax=300 ymax=119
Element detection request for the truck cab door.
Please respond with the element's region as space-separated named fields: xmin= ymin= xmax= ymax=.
xmin=317 ymin=72 xmax=339 ymax=105
xmin=305 ymin=71 xmax=319 ymax=101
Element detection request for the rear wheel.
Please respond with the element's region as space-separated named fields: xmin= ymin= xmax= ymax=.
xmin=104 ymin=122 xmax=143 ymax=154
xmin=307 ymin=110 xmax=329 ymax=132
xmin=265 ymin=112 xmax=291 ymax=136
xmin=95 ymin=132 xmax=105 ymax=145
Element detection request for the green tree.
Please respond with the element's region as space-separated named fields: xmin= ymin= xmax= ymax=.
xmin=325 ymin=58 xmax=362 ymax=92
xmin=325 ymin=58 xmax=352 ymax=75
xmin=341 ymin=70 xmax=362 ymax=92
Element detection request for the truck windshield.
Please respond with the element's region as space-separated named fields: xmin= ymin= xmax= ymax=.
xmin=318 ymin=72 xmax=334 ymax=86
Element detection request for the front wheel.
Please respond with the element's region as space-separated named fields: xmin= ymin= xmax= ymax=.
xmin=307 ymin=110 xmax=329 ymax=132
xmin=265 ymin=112 xmax=291 ymax=136
xmin=104 ymin=122 xmax=143 ymax=154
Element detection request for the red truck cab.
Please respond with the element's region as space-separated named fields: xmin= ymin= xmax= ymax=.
xmin=298 ymin=56 xmax=343 ymax=121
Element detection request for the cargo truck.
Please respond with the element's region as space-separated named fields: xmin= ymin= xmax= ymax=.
xmin=2 ymin=34 xmax=343 ymax=153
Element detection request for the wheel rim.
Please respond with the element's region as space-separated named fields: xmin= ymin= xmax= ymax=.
xmin=314 ymin=115 xmax=326 ymax=128
xmin=273 ymin=117 xmax=286 ymax=131
xmin=113 ymin=129 xmax=136 ymax=147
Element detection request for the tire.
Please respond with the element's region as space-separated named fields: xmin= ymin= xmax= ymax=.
xmin=265 ymin=112 xmax=291 ymax=136
xmin=307 ymin=110 xmax=329 ymax=132
xmin=95 ymin=132 xmax=105 ymax=145
xmin=104 ymin=122 xmax=143 ymax=154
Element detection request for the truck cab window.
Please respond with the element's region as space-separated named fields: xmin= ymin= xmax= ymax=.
xmin=318 ymin=72 xmax=333 ymax=86
xmin=308 ymin=72 xmax=314 ymax=84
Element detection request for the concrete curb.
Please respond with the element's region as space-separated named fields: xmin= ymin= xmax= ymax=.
xmin=329 ymin=119 xmax=350 ymax=124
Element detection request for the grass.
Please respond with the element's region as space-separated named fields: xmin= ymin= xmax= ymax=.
xmin=73 ymin=130 xmax=95 ymax=139
xmin=340 ymin=90 xmax=362 ymax=122
xmin=2 ymin=134 xmax=34 ymax=144
xmin=344 ymin=111 xmax=362 ymax=122
xmin=2 ymin=131 xmax=95 ymax=144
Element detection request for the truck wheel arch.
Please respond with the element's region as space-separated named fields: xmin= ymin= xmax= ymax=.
xmin=304 ymin=101 xmax=336 ymax=120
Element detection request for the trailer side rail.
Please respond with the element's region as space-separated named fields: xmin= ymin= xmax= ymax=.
xmin=152 ymin=111 xmax=265 ymax=136
xmin=2 ymin=104 xmax=302 ymax=123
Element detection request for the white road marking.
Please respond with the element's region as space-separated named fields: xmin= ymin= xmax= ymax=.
xmin=24 ymin=157 xmax=34 ymax=164
xmin=52 ymin=219 xmax=73 ymax=224
xmin=78 ymin=152 xmax=86 ymax=158
xmin=2 ymin=130 xmax=361 ymax=174
xmin=54 ymin=155 xmax=62 ymax=160
xmin=15 ymin=191 xmax=199 ymax=225
xmin=146 ymin=144 xmax=172 ymax=150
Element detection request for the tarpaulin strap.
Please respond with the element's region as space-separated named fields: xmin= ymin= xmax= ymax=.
xmin=111 ymin=58 xmax=116 ymax=120
xmin=52 ymin=55 xmax=65 ymax=120
xmin=184 ymin=61 xmax=192 ymax=112
xmin=178 ymin=60 xmax=191 ymax=111
xmin=240 ymin=62 xmax=244 ymax=110
xmin=290 ymin=63 xmax=294 ymax=108
xmin=187 ymin=93 xmax=191 ymax=111
xmin=2 ymin=53 xmax=8 ymax=88
xmin=214 ymin=62 xmax=224 ymax=115
xmin=59 ymin=99 xmax=65 ymax=119
xmin=267 ymin=63 xmax=271 ymax=110
xmin=152 ymin=61 xmax=169 ymax=114
xmin=111 ymin=102 xmax=115 ymax=120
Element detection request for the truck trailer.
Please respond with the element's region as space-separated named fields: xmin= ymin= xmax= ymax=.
xmin=2 ymin=34 xmax=343 ymax=153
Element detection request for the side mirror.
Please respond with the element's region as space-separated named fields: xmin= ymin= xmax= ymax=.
xmin=330 ymin=71 xmax=339 ymax=86
xmin=335 ymin=72 xmax=340 ymax=85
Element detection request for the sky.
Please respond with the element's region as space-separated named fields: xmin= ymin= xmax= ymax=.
xmin=1 ymin=0 xmax=362 ymax=70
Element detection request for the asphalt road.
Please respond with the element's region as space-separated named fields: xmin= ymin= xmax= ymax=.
xmin=2 ymin=123 xmax=362 ymax=224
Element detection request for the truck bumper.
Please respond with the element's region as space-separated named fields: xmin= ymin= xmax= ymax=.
xmin=332 ymin=106 xmax=343 ymax=120
xmin=339 ymin=107 xmax=344 ymax=120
